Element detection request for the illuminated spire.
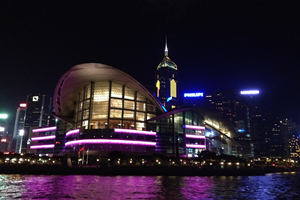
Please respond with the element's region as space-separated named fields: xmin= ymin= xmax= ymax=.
xmin=164 ymin=36 xmax=168 ymax=56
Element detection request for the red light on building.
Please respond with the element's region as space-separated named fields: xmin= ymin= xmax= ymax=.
xmin=0 ymin=138 xmax=7 ymax=143
xmin=19 ymin=103 xmax=27 ymax=108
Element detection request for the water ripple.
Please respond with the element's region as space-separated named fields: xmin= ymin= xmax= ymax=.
xmin=0 ymin=172 xmax=299 ymax=200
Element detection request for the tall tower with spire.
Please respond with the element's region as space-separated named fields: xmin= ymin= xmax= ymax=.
xmin=155 ymin=38 xmax=178 ymax=110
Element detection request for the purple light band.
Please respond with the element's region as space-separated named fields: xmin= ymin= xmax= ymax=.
xmin=184 ymin=125 xmax=206 ymax=130
xmin=114 ymin=128 xmax=156 ymax=136
xmin=65 ymin=139 xmax=156 ymax=147
xmin=30 ymin=144 xmax=55 ymax=149
xmin=31 ymin=135 xmax=56 ymax=141
xmin=66 ymin=129 xmax=80 ymax=137
xmin=185 ymin=134 xmax=206 ymax=139
xmin=32 ymin=126 xmax=57 ymax=133
xmin=186 ymin=144 xmax=206 ymax=149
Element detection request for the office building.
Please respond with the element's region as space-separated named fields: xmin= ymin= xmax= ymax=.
xmin=155 ymin=40 xmax=178 ymax=109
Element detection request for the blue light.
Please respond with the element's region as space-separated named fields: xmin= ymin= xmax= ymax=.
xmin=238 ymin=129 xmax=245 ymax=133
xmin=240 ymin=90 xmax=260 ymax=95
xmin=184 ymin=92 xmax=204 ymax=98
xmin=161 ymin=105 xmax=167 ymax=112
xmin=167 ymin=96 xmax=172 ymax=102
xmin=205 ymin=131 xmax=215 ymax=137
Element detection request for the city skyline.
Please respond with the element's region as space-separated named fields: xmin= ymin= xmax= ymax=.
xmin=1 ymin=1 xmax=300 ymax=125
xmin=1 ymin=2 xmax=300 ymax=199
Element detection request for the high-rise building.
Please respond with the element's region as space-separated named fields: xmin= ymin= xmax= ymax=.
xmin=0 ymin=113 xmax=9 ymax=152
xmin=10 ymin=103 xmax=27 ymax=153
xmin=203 ymin=91 xmax=264 ymax=158
xmin=12 ymin=94 xmax=54 ymax=153
xmin=264 ymin=118 xmax=296 ymax=158
xmin=155 ymin=39 xmax=178 ymax=110
xmin=289 ymin=134 xmax=300 ymax=159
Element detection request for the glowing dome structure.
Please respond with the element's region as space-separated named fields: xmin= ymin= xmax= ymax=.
xmin=156 ymin=41 xmax=178 ymax=71
xmin=54 ymin=63 xmax=163 ymax=121
xmin=157 ymin=56 xmax=178 ymax=71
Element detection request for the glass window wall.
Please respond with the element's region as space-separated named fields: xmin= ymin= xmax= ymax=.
xmin=74 ymin=81 xmax=158 ymax=130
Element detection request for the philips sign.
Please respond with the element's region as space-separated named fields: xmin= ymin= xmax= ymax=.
xmin=240 ymin=90 xmax=260 ymax=95
xmin=184 ymin=92 xmax=204 ymax=98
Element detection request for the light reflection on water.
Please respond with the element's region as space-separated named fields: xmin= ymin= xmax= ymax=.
xmin=0 ymin=172 xmax=299 ymax=200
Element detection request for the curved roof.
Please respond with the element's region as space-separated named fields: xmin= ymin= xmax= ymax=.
xmin=157 ymin=56 xmax=178 ymax=71
xmin=54 ymin=63 xmax=163 ymax=118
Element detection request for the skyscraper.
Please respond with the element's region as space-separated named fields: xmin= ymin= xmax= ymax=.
xmin=264 ymin=118 xmax=296 ymax=158
xmin=289 ymin=134 xmax=300 ymax=159
xmin=204 ymin=91 xmax=261 ymax=158
xmin=10 ymin=103 xmax=27 ymax=153
xmin=0 ymin=113 xmax=9 ymax=152
xmin=155 ymin=39 xmax=178 ymax=110
xmin=12 ymin=94 xmax=54 ymax=153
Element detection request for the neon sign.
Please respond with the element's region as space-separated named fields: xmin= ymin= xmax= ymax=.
xmin=184 ymin=92 xmax=204 ymax=98
xmin=240 ymin=90 xmax=260 ymax=95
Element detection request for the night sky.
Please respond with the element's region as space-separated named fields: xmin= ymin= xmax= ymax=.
xmin=1 ymin=1 xmax=300 ymax=129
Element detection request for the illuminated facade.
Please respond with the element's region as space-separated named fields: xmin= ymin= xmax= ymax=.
xmin=0 ymin=113 xmax=9 ymax=152
xmin=54 ymin=63 xmax=163 ymax=156
xmin=11 ymin=95 xmax=54 ymax=153
xmin=148 ymin=107 xmax=238 ymax=158
xmin=11 ymin=103 xmax=27 ymax=153
xmin=289 ymin=134 xmax=300 ymax=158
xmin=73 ymin=81 xmax=157 ymax=131
xmin=24 ymin=63 xmax=240 ymax=160
xmin=28 ymin=126 xmax=57 ymax=155
xmin=156 ymin=39 xmax=178 ymax=109
xmin=204 ymin=92 xmax=257 ymax=158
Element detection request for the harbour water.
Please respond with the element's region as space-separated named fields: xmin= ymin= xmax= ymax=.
xmin=0 ymin=172 xmax=299 ymax=199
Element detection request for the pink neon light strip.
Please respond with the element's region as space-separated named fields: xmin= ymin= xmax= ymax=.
xmin=32 ymin=126 xmax=57 ymax=133
xmin=30 ymin=144 xmax=55 ymax=149
xmin=186 ymin=144 xmax=206 ymax=149
xmin=184 ymin=125 xmax=205 ymax=130
xmin=114 ymin=128 xmax=156 ymax=136
xmin=185 ymin=134 xmax=206 ymax=139
xmin=66 ymin=129 xmax=80 ymax=137
xmin=65 ymin=139 xmax=156 ymax=147
xmin=31 ymin=135 xmax=56 ymax=141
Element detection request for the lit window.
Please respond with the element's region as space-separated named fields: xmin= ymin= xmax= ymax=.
xmin=136 ymin=122 xmax=145 ymax=130
xmin=124 ymin=110 xmax=134 ymax=120
xmin=111 ymin=99 xmax=122 ymax=108
xmin=124 ymin=87 xmax=135 ymax=100
xmin=136 ymin=112 xmax=145 ymax=121
xmin=110 ymin=109 xmax=122 ymax=118
xmin=111 ymin=83 xmax=123 ymax=98
xmin=136 ymin=102 xmax=146 ymax=111
xmin=124 ymin=100 xmax=135 ymax=110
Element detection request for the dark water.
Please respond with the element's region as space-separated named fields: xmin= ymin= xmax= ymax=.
xmin=0 ymin=172 xmax=299 ymax=200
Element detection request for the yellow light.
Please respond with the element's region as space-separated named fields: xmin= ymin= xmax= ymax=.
xmin=170 ymin=78 xmax=177 ymax=98
xmin=156 ymin=80 xmax=160 ymax=97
